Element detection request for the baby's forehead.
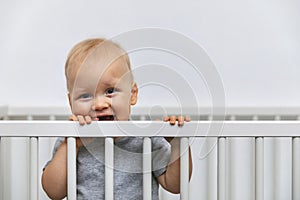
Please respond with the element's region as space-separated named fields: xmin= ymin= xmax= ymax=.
xmin=74 ymin=46 xmax=129 ymax=71
xmin=79 ymin=54 xmax=129 ymax=75
xmin=68 ymin=40 xmax=128 ymax=72
xmin=69 ymin=57 xmax=131 ymax=90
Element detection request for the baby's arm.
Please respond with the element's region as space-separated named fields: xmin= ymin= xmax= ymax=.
xmin=42 ymin=139 xmax=68 ymax=199
xmin=41 ymin=115 xmax=94 ymax=199
xmin=156 ymin=116 xmax=193 ymax=194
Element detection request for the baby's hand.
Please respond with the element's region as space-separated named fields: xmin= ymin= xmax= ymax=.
xmin=68 ymin=114 xmax=98 ymax=126
xmin=68 ymin=114 xmax=98 ymax=148
xmin=163 ymin=115 xmax=191 ymax=143
xmin=163 ymin=115 xmax=191 ymax=126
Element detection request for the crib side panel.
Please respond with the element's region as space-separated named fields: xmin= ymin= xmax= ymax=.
xmin=1 ymin=107 xmax=300 ymax=200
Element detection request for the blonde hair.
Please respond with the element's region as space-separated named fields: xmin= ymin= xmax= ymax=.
xmin=65 ymin=38 xmax=131 ymax=92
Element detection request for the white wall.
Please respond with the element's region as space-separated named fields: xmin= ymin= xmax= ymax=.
xmin=1 ymin=1 xmax=300 ymax=200
xmin=0 ymin=0 xmax=299 ymax=108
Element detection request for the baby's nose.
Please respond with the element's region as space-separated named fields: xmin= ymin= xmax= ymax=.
xmin=92 ymin=96 xmax=110 ymax=111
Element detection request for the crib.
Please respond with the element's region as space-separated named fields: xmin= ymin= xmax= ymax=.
xmin=1 ymin=105 xmax=300 ymax=200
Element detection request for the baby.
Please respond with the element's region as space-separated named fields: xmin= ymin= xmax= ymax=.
xmin=42 ymin=38 xmax=192 ymax=200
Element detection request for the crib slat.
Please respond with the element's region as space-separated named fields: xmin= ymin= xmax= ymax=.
xmin=264 ymin=138 xmax=275 ymax=199
xmin=255 ymin=137 xmax=264 ymax=200
xmin=0 ymin=137 xmax=2 ymax=200
xmin=293 ymin=137 xmax=300 ymax=200
xmin=105 ymin=137 xmax=114 ymax=200
xmin=0 ymin=137 xmax=12 ymax=200
xmin=180 ymin=137 xmax=189 ymax=200
xmin=208 ymin=138 xmax=218 ymax=200
xmin=274 ymin=138 xmax=292 ymax=200
xmin=30 ymin=137 xmax=38 ymax=200
xmin=229 ymin=138 xmax=255 ymax=200
xmin=218 ymin=137 xmax=226 ymax=200
xmin=67 ymin=137 xmax=77 ymax=200
xmin=143 ymin=137 xmax=152 ymax=200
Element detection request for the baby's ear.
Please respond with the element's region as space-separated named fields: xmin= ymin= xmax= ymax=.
xmin=130 ymin=82 xmax=138 ymax=105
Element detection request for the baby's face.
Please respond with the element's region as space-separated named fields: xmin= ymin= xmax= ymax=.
xmin=68 ymin=57 xmax=137 ymax=121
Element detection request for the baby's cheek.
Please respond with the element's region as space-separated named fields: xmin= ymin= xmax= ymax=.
xmin=112 ymin=98 xmax=131 ymax=120
xmin=71 ymin=101 xmax=92 ymax=115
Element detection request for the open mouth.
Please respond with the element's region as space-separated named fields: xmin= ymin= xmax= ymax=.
xmin=97 ymin=115 xmax=115 ymax=121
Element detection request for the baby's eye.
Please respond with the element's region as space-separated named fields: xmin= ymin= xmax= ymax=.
xmin=79 ymin=93 xmax=93 ymax=99
xmin=106 ymin=88 xmax=115 ymax=95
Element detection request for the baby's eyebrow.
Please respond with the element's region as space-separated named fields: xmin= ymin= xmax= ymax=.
xmin=100 ymin=78 xmax=119 ymax=87
xmin=99 ymin=82 xmax=114 ymax=88
xmin=101 ymin=81 xmax=113 ymax=85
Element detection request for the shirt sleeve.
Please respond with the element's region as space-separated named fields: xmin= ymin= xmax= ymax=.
xmin=42 ymin=137 xmax=65 ymax=170
xmin=151 ymin=137 xmax=171 ymax=177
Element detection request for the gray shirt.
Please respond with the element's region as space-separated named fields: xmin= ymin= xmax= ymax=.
xmin=48 ymin=137 xmax=171 ymax=200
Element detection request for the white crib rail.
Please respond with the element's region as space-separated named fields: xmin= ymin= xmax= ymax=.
xmin=1 ymin=121 xmax=300 ymax=137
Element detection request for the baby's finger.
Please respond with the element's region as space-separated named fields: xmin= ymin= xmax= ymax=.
xmin=163 ymin=116 xmax=170 ymax=122
xmin=185 ymin=116 xmax=191 ymax=122
xmin=85 ymin=116 xmax=92 ymax=124
xmin=77 ymin=115 xmax=86 ymax=126
xmin=68 ymin=114 xmax=78 ymax=121
xmin=169 ymin=116 xmax=176 ymax=125
xmin=178 ymin=115 xmax=184 ymax=126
